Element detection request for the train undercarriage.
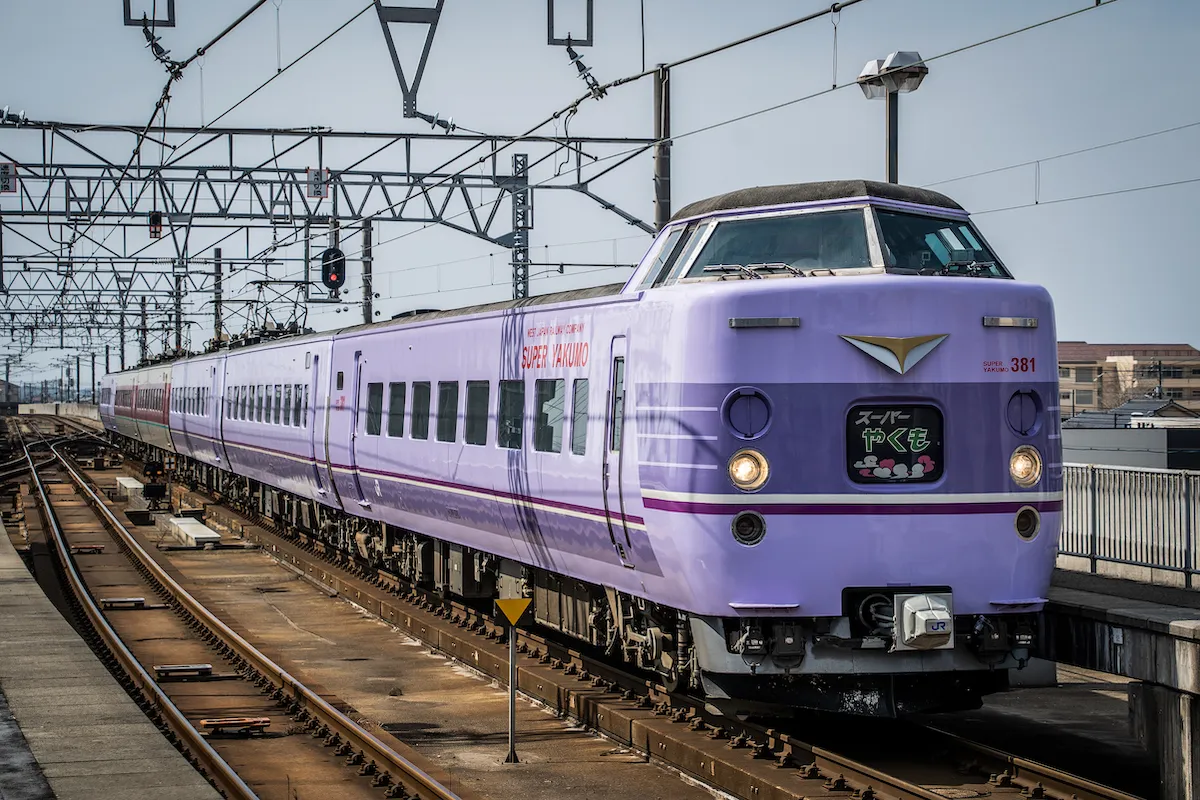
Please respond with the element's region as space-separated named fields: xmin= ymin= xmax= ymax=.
xmin=117 ymin=436 xmax=1037 ymax=718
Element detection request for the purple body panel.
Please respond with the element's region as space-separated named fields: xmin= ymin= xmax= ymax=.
xmin=98 ymin=197 xmax=1062 ymax=630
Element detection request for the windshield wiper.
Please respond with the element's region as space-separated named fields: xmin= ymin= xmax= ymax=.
xmin=702 ymin=264 xmax=764 ymax=279
xmin=702 ymin=262 xmax=806 ymax=279
xmin=920 ymin=260 xmax=998 ymax=277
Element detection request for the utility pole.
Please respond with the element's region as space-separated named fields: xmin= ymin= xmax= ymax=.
xmin=90 ymin=352 xmax=96 ymax=404
xmin=173 ymin=264 xmax=184 ymax=354
xmin=653 ymin=63 xmax=672 ymax=230
xmin=213 ymin=247 xmax=223 ymax=344
xmin=139 ymin=297 xmax=149 ymax=363
xmin=105 ymin=344 xmax=110 ymax=375
xmin=362 ymin=220 xmax=373 ymax=324
xmin=75 ymin=354 xmax=81 ymax=402
xmin=118 ymin=310 xmax=126 ymax=370
xmin=3 ymin=357 xmax=9 ymax=403
xmin=511 ymin=154 xmax=531 ymax=299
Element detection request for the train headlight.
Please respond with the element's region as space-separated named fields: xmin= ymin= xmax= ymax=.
xmin=729 ymin=449 xmax=769 ymax=492
xmin=1009 ymin=445 xmax=1043 ymax=488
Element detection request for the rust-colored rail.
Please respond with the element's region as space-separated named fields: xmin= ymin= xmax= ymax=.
xmin=22 ymin=439 xmax=258 ymax=800
xmin=50 ymin=441 xmax=465 ymax=800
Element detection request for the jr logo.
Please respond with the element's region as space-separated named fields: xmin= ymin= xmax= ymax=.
xmin=929 ymin=620 xmax=948 ymax=632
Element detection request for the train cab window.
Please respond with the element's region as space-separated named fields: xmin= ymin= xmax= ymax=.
xmin=637 ymin=225 xmax=688 ymax=289
xmin=436 ymin=382 xmax=459 ymax=442
xmin=387 ymin=382 xmax=406 ymax=437
xmin=571 ymin=379 xmax=589 ymax=456
xmin=683 ymin=209 xmax=870 ymax=280
xmin=274 ymin=385 xmax=283 ymax=424
xmin=534 ymin=379 xmax=566 ymax=453
xmin=498 ymin=381 xmax=524 ymax=449
xmin=609 ymin=358 xmax=626 ymax=451
xmin=365 ymin=382 xmax=384 ymax=436
xmin=411 ymin=382 xmax=431 ymax=440
xmin=874 ymin=210 xmax=1009 ymax=277
xmin=465 ymin=381 xmax=489 ymax=446
xmin=336 ymin=371 xmax=344 ymax=390
xmin=293 ymin=385 xmax=303 ymax=427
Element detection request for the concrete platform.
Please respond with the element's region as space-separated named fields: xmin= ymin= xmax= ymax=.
xmin=0 ymin=526 xmax=220 ymax=800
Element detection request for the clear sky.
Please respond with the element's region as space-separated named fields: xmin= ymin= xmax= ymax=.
xmin=1 ymin=0 xmax=1197 ymax=384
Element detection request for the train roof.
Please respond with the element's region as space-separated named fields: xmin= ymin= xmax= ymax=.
xmin=671 ymin=180 xmax=963 ymax=222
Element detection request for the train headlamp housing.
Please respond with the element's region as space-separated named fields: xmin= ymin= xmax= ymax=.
xmin=729 ymin=449 xmax=769 ymax=492
xmin=1009 ymin=445 xmax=1043 ymax=488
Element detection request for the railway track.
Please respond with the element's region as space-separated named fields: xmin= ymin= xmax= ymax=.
xmin=134 ymin=462 xmax=1147 ymax=800
xmin=17 ymin=422 xmax=469 ymax=800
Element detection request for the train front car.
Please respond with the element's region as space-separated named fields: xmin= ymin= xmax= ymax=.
xmin=632 ymin=181 xmax=1060 ymax=716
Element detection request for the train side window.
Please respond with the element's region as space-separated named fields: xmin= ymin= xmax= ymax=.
xmin=498 ymin=380 xmax=524 ymax=449
xmin=465 ymin=381 xmax=489 ymax=445
xmin=256 ymin=385 xmax=264 ymax=422
xmin=571 ymin=379 xmax=589 ymax=455
xmin=534 ymin=379 xmax=565 ymax=453
xmin=387 ymin=382 xmax=406 ymax=437
xmin=609 ymin=358 xmax=625 ymax=451
xmin=436 ymin=381 xmax=459 ymax=442
xmin=411 ymin=382 xmax=431 ymax=440
xmin=274 ymin=385 xmax=283 ymax=424
xmin=283 ymin=385 xmax=293 ymax=426
xmin=303 ymin=385 xmax=309 ymax=427
xmin=336 ymin=371 xmax=344 ymax=390
xmin=264 ymin=386 xmax=273 ymax=424
xmin=293 ymin=385 xmax=303 ymax=426
xmin=365 ymin=382 xmax=384 ymax=436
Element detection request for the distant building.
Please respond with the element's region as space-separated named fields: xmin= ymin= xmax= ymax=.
xmin=1062 ymin=399 xmax=1200 ymax=469
xmin=1057 ymin=342 xmax=1200 ymax=417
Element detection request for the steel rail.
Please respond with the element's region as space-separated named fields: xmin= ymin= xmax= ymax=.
xmin=244 ymin=512 xmax=1145 ymax=800
xmin=21 ymin=440 xmax=258 ymax=800
xmin=51 ymin=443 xmax=465 ymax=800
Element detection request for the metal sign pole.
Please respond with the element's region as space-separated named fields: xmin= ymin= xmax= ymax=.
xmin=495 ymin=597 xmax=531 ymax=765
xmin=505 ymin=626 xmax=518 ymax=764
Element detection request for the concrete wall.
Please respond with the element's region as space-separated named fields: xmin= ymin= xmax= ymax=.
xmin=1062 ymin=428 xmax=1168 ymax=468
xmin=18 ymin=403 xmax=101 ymax=422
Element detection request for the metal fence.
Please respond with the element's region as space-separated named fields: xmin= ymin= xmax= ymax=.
xmin=1060 ymin=463 xmax=1200 ymax=585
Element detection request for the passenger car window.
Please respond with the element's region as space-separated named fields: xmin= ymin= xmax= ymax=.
xmin=498 ymin=381 xmax=524 ymax=449
xmin=293 ymin=385 xmax=303 ymax=426
xmin=465 ymin=381 xmax=489 ymax=445
xmin=534 ymin=379 xmax=566 ymax=453
xmin=274 ymin=385 xmax=283 ymax=424
xmin=411 ymin=382 xmax=431 ymax=440
xmin=571 ymin=379 xmax=589 ymax=455
xmin=437 ymin=382 xmax=459 ymax=442
xmin=387 ymin=382 xmax=405 ymax=437
xmin=283 ymin=385 xmax=293 ymax=426
xmin=365 ymin=382 xmax=384 ymax=436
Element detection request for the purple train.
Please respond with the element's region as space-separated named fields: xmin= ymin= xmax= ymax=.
xmin=99 ymin=181 xmax=1061 ymax=716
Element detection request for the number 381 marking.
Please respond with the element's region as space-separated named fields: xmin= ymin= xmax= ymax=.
xmin=1010 ymin=357 xmax=1036 ymax=373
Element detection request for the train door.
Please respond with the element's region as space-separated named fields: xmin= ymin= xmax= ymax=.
xmin=347 ymin=350 xmax=370 ymax=506
xmin=308 ymin=353 xmax=327 ymax=495
xmin=602 ymin=335 xmax=635 ymax=569
xmin=211 ymin=364 xmax=229 ymax=465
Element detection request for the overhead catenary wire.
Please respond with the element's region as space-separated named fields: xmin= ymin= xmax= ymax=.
xmin=326 ymin=0 xmax=1125 ymax=269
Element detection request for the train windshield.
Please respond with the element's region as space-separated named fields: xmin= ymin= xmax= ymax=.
xmin=875 ymin=210 xmax=1010 ymax=278
xmin=681 ymin=209 xmax=872 ymax=280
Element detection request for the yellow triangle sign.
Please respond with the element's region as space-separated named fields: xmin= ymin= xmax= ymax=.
xmin=495 ymin=598 xmax=532 ymax=626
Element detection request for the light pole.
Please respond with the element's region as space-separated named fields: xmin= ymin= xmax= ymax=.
xmin=857 ymin=51 xmax=928 ymax=184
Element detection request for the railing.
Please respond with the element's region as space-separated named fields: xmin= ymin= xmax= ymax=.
xmin=1060 ymin=463 xmax=1200 ymax=587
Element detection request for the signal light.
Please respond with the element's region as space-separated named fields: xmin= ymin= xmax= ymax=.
xmin=149 ymin=210 xmax=163 ymax=238
xmin=320 ymin=247 xmax=346 ymax=292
